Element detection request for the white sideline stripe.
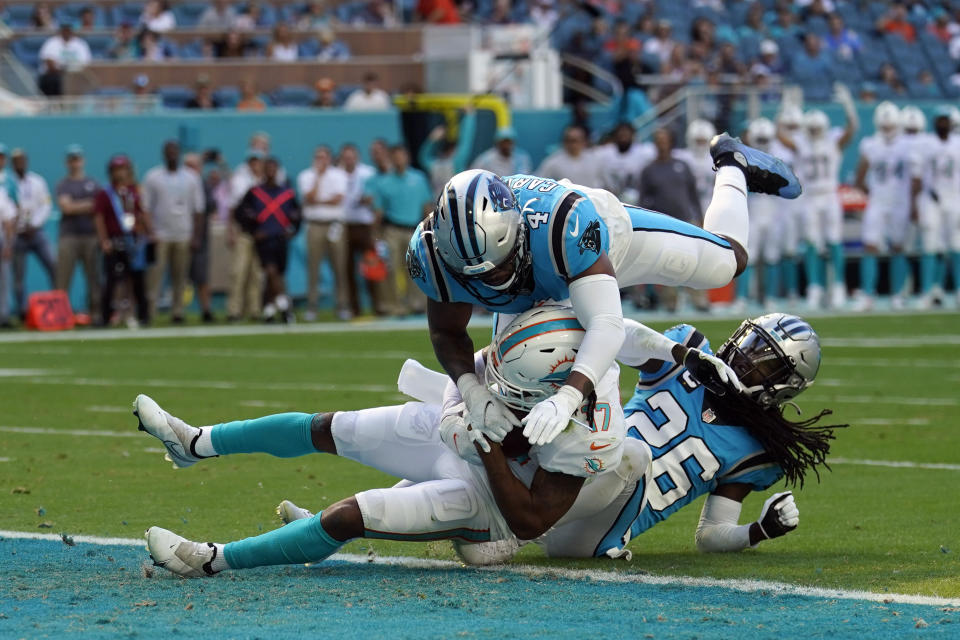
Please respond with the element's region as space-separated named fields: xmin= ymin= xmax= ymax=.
xmin=0 ymin=368 xmax=58 ymax=376
xmin=1 ymin=530 xmax=957 ymax=608
xmin=0 ymin=345 xmax=433 ymax=361
xmin=13 ymin=377 xmax=395 ymax=393
xmin=86 ymin=405 xmax=132 ymax=414
xmin=830 ymin=457 xmax=960 ymax=471
xmin=0 ymin=457 xmax=9 ymax=462
xmin=0 ymin=426 xmax=140 ymax=438
xmin=857 ymin=418 xmax=930 ymax=426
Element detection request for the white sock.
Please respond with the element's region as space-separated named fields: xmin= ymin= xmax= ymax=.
xmin=275 ymin=294 xmax=290 ymax=312
xmin=210 ymin=543 xmax=230 ymax=572
xmin=703 ymin=166 xmax=749 ymax=249
xmin=193 ymin=428 xmax=217 ymax=457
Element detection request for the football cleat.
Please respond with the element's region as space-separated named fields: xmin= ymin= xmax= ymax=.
xmin=452 ymin=538 xmax=522 ymax=566
xmin=133 ymin=394 xmax=207 ymax=469
xmin=276 ymin=499 xmax=314 ymax=525
xmin=710 ymin=133 xmax=802 ymax=199
xmin=145 ymin=526 xmax=219 ymax=577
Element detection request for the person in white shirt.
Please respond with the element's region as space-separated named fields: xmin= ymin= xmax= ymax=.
xmin=0 ymin=145 xmax=15 ymax=327
xmin=343 ymin=72 xmax=392 ymax=111
xmin=139 ymin=0 xmax=176 ymax=33
xmin=267 ymin=23 xmax=298 ymax=61
xmin=535 ymin=125 xmax=601 ymax=187
xmin=297 ymin=146 xmax=350 ymax=320
xmin=38 ymin=23 xmax=92 ymax=71
xmin=9 ymin=149 xmax=56 ymax=320
xmin=470 ymin=127 xmax=533 ymax=177
xmin=338 ymin=143 xmax=387 ymax=316
xmin=141 ymin=140 xmax=205 ymax=323
xmin=226 ymin=148 xmax=265 ymax=322
xmin=593 ymin=122 xmax=654 ymax=204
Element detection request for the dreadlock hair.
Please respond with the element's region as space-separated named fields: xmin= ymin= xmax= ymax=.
xmin=704 ymin=388 xmax=847 ymax=488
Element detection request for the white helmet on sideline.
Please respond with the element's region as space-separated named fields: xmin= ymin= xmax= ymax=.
xmin=687 ymin=119 xmax=716 ymax=151
xmin=747 ymin=118 xmax=776 ymax=150
xmin=486 ymin=304 xmax=586 ymax=410
xmin=900 ymin=105 xmax=927 ymax=134
xmin=777 ymin=105 xmax=804 ymax=131
xmin=803 ymin=109 xmax=830 ymax=139
xmin=873 ymin=101 xmax=901 ymax=139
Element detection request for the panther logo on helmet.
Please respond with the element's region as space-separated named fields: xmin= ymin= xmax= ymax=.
xmin=577 ymin=220 xmax=602 ymax=255
xmin=405 ymin=246 xmax=425 ymax=280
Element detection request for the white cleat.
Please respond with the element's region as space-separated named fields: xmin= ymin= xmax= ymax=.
xmin=133 ymin=394 xmax=206 ymax=469
xmin=276 ymin=499 xmax=314 ymax=525
xmin=851 ymin=292 xmax=873 ymax=312
xmin=145 ymin=526 xmax=220 ymax=577
xmin=805 ymin=284 xmax=824 ymax=310
xmin=829 ymin=284 xmax=847 ymax=309
xmin=890 ymin=295 xmax=906 ymax=311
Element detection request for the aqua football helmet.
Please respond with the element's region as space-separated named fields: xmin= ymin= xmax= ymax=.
xmin=717 ymin=314 xmax=821 ymax=409
xmin=486 ymin=304 xmax=585 ymax=410
xmin=432 ymin=169 xmax=532 ymax=302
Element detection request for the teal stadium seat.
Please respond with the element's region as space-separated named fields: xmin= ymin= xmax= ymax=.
xmin=11 ymin=36 xmax=46 ymax=69
xmin=157 ymin=85 xmax=195 ymax=109
xmin=172 ymin=2 xmax=207 ymax=28
xmin=213 ymin=86 xmax=240 ymax=109
xmin=272 ymin=85 xmax=318 ymax=107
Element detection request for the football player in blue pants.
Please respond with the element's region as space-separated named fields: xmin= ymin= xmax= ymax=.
xmin=407 ymin=134 xmax=801 ymax=461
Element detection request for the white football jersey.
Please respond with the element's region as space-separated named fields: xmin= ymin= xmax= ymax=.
xmin=859 ymin=134 xmax=911 ymax=202
xmin=912 ymin=133 xmax=960 ymax=198
xmin=593 ymin=142 xmax=655 ymax=203
xmin=674 ymin=146 xmax=715 ymax=212
xmin=796 ymin=128 xmax=844 ymax=194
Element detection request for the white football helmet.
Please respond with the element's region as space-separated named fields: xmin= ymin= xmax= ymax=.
xmin=747 ymin=118 xmax=776 ymax=150
xmin=431 ymin=169 xmax=531 ymax=302
xmin=486 ymin=304 xmax=585 ymax=410
xmin=900 ymin=105 xmax=927 ymax=134
xmin=686 ymin=119 xmax=716 ymax=152
xmin=717 ymin=314 xmax=821 ymax=409
xmin=948 ymin=105 xmax=960 ymax=133
xmin=873 ymin=101 xmax=901 ymax=139
xmin=803 ymin=109 xmax=830 ymax=139
xmin=777 ymin=105 xmax=804 ymax=132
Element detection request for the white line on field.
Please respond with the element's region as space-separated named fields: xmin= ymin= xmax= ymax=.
xmin=826 ymin=395 xmax=960 ymax=407
xmin=0 ymin=457 xmax=10 ymax=462
xmin=829 ymin=357 xmax=960 ymax=369
xmin=86 ymin=405 xmax=132 ymax=414
xmin=0 ymin=529 xmax=957 ymax=608
xmin=0 ymin=368 xmax=59 ymax=376
xmin=829 ymin=457 xmax=960 ymax=471
xmin=822 ymin=335 xmax=960 ymax=348
xmin=856 ymin=418 xmax=931 ymax=426
xmin=12 ymin=376 xmax=395 ymax=393
xmin=0 ymin=345 xmax=432 ymax=361
xmin=0 ymin=426 xmax=140 ymax=438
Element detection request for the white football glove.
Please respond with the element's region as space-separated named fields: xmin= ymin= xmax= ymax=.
xmin=521 ymin=385 xmax=583 ymax=446
xmin=438 ymin=409 xmax=487 ymax=465
xmin=682 ymin=348 xmax=744 ymax=395
xmin=756 ymin=491 xmax=800 ymax=540
xmin=456 ymin=373 xmax=519 ymax=443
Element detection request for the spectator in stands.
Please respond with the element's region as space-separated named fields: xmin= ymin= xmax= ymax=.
xmin=644 ymin=20 xmax=676 ymax=69
xmin=142 ymin=140 xmax=205 ymax=323
xmin=236 ymin=157 xmax=300 ymax=323
xmin=338 ymin=143 xmax=386 ymax=316
xmin=471 ymin=127 xmax=532 ymax=176
xmin=182 ymin=153 xmax=216 ymax=323
xmin=93 ymin=154 xmax=152 ymax=328
xmin=185 ymin=75 xmax=220 ymax=109
xmin=344 ymin=72 xmax=391 ymax=110
xmin=227 ymin=148 xmax=264 ymax=322
xmin=790 ymin=33 xmax=835 ymax=86
xmin=824 ymin=14 xmax=861 ymax=61
xmin=39 ymin=22 xmax=91 ymax=73
xmin=237 ymin=78 xmax=267 ymax=112
xmin=877 ymin=62 xmax=906 ymax=96
xmin=690 ymin=16 xmax=716 ymax=51
xmin=199 ymin=0 xmax=237 ymax=31
xmin=419 ymin=105 xmax=476 ymax=195
xmin=138 ymin=30 xmax=167 ymax=62
xmin=752 ymin=39 xmax=785 ymax=76
xmin=536 ymin=125 xmax=601 ymax=188
xmin=371 ymin=145 xmax=431 ymax=315
xmin=914 ymin=69 xmax=940 ymax=98
xmin=79 ymin=7 xmax=96 ymax=31
xmin=769 ymin=6 xmax=800 ymax=41
xmin=233 ymin=4 xmax=263 ymax=32
xmin=638 ymin=128 xmax=707 ymax=312
xmin=877 ymin=3 xmax=915 ymax=43
xmin=110 ymin=22 xmax=138 ymax=60
xmin=132 ymin=73 xmax=151 ymax=96
xmin=297 ymin=0 xmax=338 ymax=30
xmin=312 ymin=77 xmax=338 ymax=108
xmin=55 ymin=145 xmax=101 ymax=323
xmin=316 ymin=27 xmax=351 ymax=61
xmin=32 ymin=4 xmax=55 ymax=30
xmin=38 ymin=59 xmax=63 ymax=97
xmin=139 ymin=0 xmax=175 ymax=33
xmin=214 ymin=30 xmax=252 ymax=58
xmin=928 ymin=8 xmax=955 ymax=45
xmin=267 ymin=23 xmax=298 ymax=61
xmin=9 ymin=149 xmax=55 ymax=321
xmin=354 ymin=0 xmax=398 ymax=28
xmin=739 ymin=2 xmax=768 ymax=40
xmin=298 ymin=146 xmax=350 ymax=321
xmin=528 ymin=0 xmax=557 ymax=30
xmin=594 ymin=122 xmax=652 ymax=205
xmin=606 ymin=20 xmax=642 ymax=89
xmin=416 ymin=0 xmax=460 ymax=24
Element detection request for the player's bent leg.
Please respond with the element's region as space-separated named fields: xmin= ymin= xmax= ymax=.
xmin=133 ymin=394 xmax=215 ymax=469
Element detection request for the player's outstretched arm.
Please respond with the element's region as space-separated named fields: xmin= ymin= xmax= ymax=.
xmin=695 ymin=483 xmax=799 ymax=552
xmin=477 ymin=440 xmax=585 ymax=540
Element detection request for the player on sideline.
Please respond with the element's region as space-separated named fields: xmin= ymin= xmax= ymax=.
xmin=910 ymin=107 xmax=960 ymax=308
xmin=774 ymin=106 xmax=806 ymax=303
xmin=675 ymin=119 xmax=719 ymax=215
xmin=778 ymin=86 xmax=859 ymax=309
xmin=408 ymin=135 xmax=800 ymax=456
xmin=422 ymin=314 xmax=841 ymax=563
xmin=137 ymin=305 xmax=743 ymax=577
xmin=853 ymin=102 xmax=912 ymax=311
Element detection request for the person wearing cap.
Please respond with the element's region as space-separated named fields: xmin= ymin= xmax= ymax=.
xmin=142 ymin=140 xmax=205 ymax=323
xmin=55 ymin=145 xmax=101 ymax=323
xmin=38 ymin=22 xmax=92 ymax=72
xmin=298 ymin=145 xmax=350 ymax=321
xmin=9 ymin=149 xmax=56 ymax=321
xmin=226 ymin=146 xmax=265 ymax=322
xmin=93 ymin=154 xmax=153 ymax=328
xmin=470 ymin=126 xmax=532 ymax=177
xmin=0 ymin=145 xmax=14 ymax=328
xmin=343 ymin=72 xmax=391 ymax=111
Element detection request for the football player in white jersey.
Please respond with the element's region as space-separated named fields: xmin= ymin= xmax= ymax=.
xmin=779 ymin=86 xmax=858 ymax=309
xmin=734 ymin=117 xmax=783 ymax=310
xmin=774 ymin=106 xmax=805 ymax=302
xmin=594 ymin=122 xmax=654 ymax=205
xmin=853 ymin=101 xmax=912 ymax=311
xmin=674 ymin=119 xmax=718 ymax=214
xmin=136 ymin=305 xmax=742 ymax=577
xmin=910 ymin=107 xmax=960 ymax=308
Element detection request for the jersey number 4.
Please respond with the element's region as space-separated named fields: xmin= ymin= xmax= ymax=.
xmin=626 ymin=386 xmax=720 ymax=512
xmin=525 ymin=210 xmax=550 ymax=229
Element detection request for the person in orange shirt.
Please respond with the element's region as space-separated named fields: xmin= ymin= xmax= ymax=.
xmin=236 ymin=78 xmax=266 ymax=112
xmin=416 ymin=0 xmax=459 ymax=24
xmin=877 ymin=4 xmax=916 ymax=43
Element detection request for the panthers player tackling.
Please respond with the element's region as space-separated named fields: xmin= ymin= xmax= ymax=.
xmin=408 ymin=135 xmax=801 ymax=463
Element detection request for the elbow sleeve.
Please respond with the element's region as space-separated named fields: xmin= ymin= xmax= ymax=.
xmin=568 ymin=274 xmax=625 ymax=386
xmin=695 ymin=495 xmax=752 ymax=553
xmin=618 ymin=318 xmax=679 ymax=367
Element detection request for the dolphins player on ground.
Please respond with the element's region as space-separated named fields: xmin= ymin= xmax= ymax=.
xmin=408 ymin=136 xmax=800 ymax=462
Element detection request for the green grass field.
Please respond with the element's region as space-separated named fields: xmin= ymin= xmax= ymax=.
xmin=1 ymin=313 xmax=958 ymax=599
